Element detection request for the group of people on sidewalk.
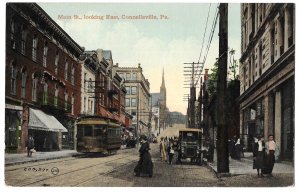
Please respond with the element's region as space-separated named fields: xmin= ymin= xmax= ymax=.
xmin=159 ymin=137 xmax=181 ymax=165
xmin=253 ymin=134 xmax=279 ymax=177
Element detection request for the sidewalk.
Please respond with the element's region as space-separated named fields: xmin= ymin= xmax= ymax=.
xmin=5 ymin=150 xmax=78 ymax=166
xmin=206 ymin=152 xmax=294 ymax=176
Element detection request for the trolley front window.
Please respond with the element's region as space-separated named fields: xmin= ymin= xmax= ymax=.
xmin=94 ymin=125 xmax=106 ymax=137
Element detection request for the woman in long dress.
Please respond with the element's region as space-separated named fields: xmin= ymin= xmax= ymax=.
xmin=253 ymin=135 xmax=265 ymax=177
xmin=134 ymin=135 xmax=153 ymax=177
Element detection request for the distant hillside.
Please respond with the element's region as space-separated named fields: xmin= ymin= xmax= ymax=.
xmin=167 ymin=111 xmax=186 ymax=125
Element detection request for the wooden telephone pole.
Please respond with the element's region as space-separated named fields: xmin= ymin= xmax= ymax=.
xmin=216 ymin=3 xmax=229 ymax=173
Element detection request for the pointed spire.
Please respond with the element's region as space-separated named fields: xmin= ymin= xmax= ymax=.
xmin=161 ymin=67 xmax=165 ymax=89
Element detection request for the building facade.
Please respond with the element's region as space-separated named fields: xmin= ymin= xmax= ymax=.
xmin=239 ymin=3 xmax=294 ymax=160
xmin=5 ymin=3 xmax=84 ymax=152
xmin=114 ymin=64 xmax=151 ymax=137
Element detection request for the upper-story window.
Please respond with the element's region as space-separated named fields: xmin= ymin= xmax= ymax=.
xmin=71 ymin=93 xmax=75 ymax=115
xmin=71 ymin=64 xmax=75 ymax=85
xmin=55 ymin=51 xmax=59 ymax=74
xmin=126 ymin=73 xmax=131 ymax=80
xmin=125 ymin=86 xmax=130 ymax=95
xmin=54 ymin=84 xmax=59 ymax=107
xmin=21 ymin=68 xmax=27 ymax=98
xmin=64 ymin=90 xmax=69 ymax=110
xmin=10 ymin=64 xmax=16 ymax=95
xmin=32 ymin=74 xmax=38 ymax=102
xmin=132 ymin=73 xmax=137 ymax=80
xmin=84 ymin=72 xmax=87 ymax=90
xmin=64 ymin=59 xmax=68 ymax=80
xmin=88 ymin=78 xmax=93 ymax=92
xmin=21 ymin=25 xmax=26 ymax=55
xmin=32 ymin=34 xmax=38 ymax=61
xmin=10 ymin=19 xmax=15 ymax=49
xmin=43 ymin=82 xmax=48 ymax=105
xmin=131 ymin=86 xmax=137 ymax=95
xmin=43 ymin=41 xmax=48 ymax=67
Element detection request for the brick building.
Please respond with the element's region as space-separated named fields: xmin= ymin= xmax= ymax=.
xmin=239 ymin=3 xmax=294 ymax=160
xmin=5 ymin=3 xmax=84 ymax=152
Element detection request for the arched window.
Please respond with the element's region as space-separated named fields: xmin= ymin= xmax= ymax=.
xmin=43 ymin=82 xmax=48 ymax=105
xmin=71 ymin=63 xmax=75 ymax=85
xmin=21 ymin=24 xmax=26 ymax=55
xmin=71 ymin=93 xmax=75 ymax=115
xmin=10 ymin=19 xmax=15 ymax=49
xmin=10 ymin=63 xmax=16 ymax=95
xmin=64 ymin=90 xmax=69 ymax=110
xmin=32 ymin=73 xmax=38 ymax=101
xmin=54 ymin=84 xmax=59 ymax=107
xmin=32 ymin=34 xmax=38 ymax=61
xmin=64 ymin=59 xmax=68 ymax=80
xmin=55 ymin=50 xmax=59 ymax=74
xmin=21 ymin=68 xmax=27 ymax=98
xmin=43 ymin=41 xmax=48 ymax=67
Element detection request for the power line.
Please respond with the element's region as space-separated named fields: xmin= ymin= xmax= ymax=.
xmin=194 ymin=4 xmax=220 ymax=86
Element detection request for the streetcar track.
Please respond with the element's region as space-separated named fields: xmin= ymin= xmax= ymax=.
xmin=71 ymin=160 xmax=138 ymax=186
xmin=19 ymin=153 xmax=137 ymax=187
xmin=6 ymin=149 xmax=134 ymax=172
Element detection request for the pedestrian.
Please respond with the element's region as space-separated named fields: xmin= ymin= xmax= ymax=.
xmin=160 ymin=138 xmax=167 ymax=162
xmin=27 ymin=135 xmax=35 ymax=157
xmin=262 ymin=134 xmax=278 ymax=176
xmin=134 ymin=135 xmax=153 ymax=177
xmin=253 ymin=135 xmax=265 ymax=177
xmin=168 ymin=144 xmax=175 ymax=165
xmin=235 ymin=136 xmax=242 ymax=160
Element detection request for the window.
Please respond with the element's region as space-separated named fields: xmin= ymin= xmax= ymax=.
xmin=91 ymin=100 xmax=93 ymax=114
xmin=64 ymin=59 xmax=68 ymax=80
xmin=125 ymin=86 xmax=130 ymax=95
xmin=21 ymin=69 xmax=27 ymax=98
xmin=71 ymin=94 xmax=75 ymax=115
xmin=10 ymin=65 xmax=16 ymax=95
xmin=43 ymin=82 xmax=48 ymax=105
xmin=32 ymin=75 xmax=38 ymax=101
xmin=84 ymin=125 xmax=93 ymax=136
xmin=10 ymin=19 xmax=15 ymax=49
xmin=132 ymin=73 xmax=137 ymax=80
xmin=88 ymin=78 xmax=93 ymax=92
xmin=131 ymin=86 xmax=137 ymax=95
xmin=84 ymin=72 xmax=87 ymax=90
xmin=55 ymin=51 xmax=59 ymax=74
xmin=131 ymin=98 xmax=136 ymax=107
xmin=83 ymin=97 xmax=86 ymax=112
xmin=43 ymin=42 xmax=48 ymax=67
xmin=125 ymin=98 xmax=130 ymax=107
xmin=64 ymin=91 xmax=68 ymax=110
xmin=71 ymin=64 xmax=75 ymax=85
xmin=119 ymin=73 xmax=124 ymax=79
xmin=21 ymin=25 xmax=26 ymax=55
xmin=32 ymin=34 xmax=38 ymax=61
xmin=126 ymin=73 xmax=131 ymax=80
xmin=54 ymin=84 xmax=59 ymax=107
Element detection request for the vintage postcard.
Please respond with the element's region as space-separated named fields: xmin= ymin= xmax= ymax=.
xmin=3 ymin=1 xmax=295 ymax=188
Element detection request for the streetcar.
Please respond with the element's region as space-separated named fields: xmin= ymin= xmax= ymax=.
xmin=76 ymin=116 xmax=122 ymax=154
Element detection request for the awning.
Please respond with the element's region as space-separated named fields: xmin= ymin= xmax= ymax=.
xmin=28 ymin=108 xmax=68 ymax=132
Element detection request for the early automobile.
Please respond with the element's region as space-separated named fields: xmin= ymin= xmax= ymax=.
xmin=178 ymin=128 xmax=203 ymax=165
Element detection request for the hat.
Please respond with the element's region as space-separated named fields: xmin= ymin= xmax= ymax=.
xmin=140 ymin=135 xmax=147 ymax=141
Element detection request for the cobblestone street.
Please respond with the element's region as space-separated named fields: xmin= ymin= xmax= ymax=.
xmin=5 ymin=127 xmax=294 ymax=187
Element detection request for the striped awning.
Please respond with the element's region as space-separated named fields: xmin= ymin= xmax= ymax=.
xmin=28 ymin=108 xmax=68 ymax=132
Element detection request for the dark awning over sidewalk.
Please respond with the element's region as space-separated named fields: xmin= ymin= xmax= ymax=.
xmin=28 ymin=108 xmax=68 ymax=132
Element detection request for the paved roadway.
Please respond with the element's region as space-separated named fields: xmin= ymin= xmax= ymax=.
xmin=5 ymin=124 xmax=294 ymax=187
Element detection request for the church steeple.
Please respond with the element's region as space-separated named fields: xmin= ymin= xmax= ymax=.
xmin=160 ymin=67 xmax=165 ymax=90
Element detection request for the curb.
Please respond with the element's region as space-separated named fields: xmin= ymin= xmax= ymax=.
xmin=5 ymin=153 xmax=78 ymax=166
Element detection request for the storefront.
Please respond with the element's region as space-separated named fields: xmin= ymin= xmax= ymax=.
xmin=28 ymin=108 xmax=68 ymax=151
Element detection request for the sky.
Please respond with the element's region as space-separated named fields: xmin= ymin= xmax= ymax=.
xmin=38 ymin=3 xmax=241 ymax=114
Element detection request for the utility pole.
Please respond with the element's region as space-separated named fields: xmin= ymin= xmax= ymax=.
xmin=216 ymin=3 xmax=229 ymax=173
